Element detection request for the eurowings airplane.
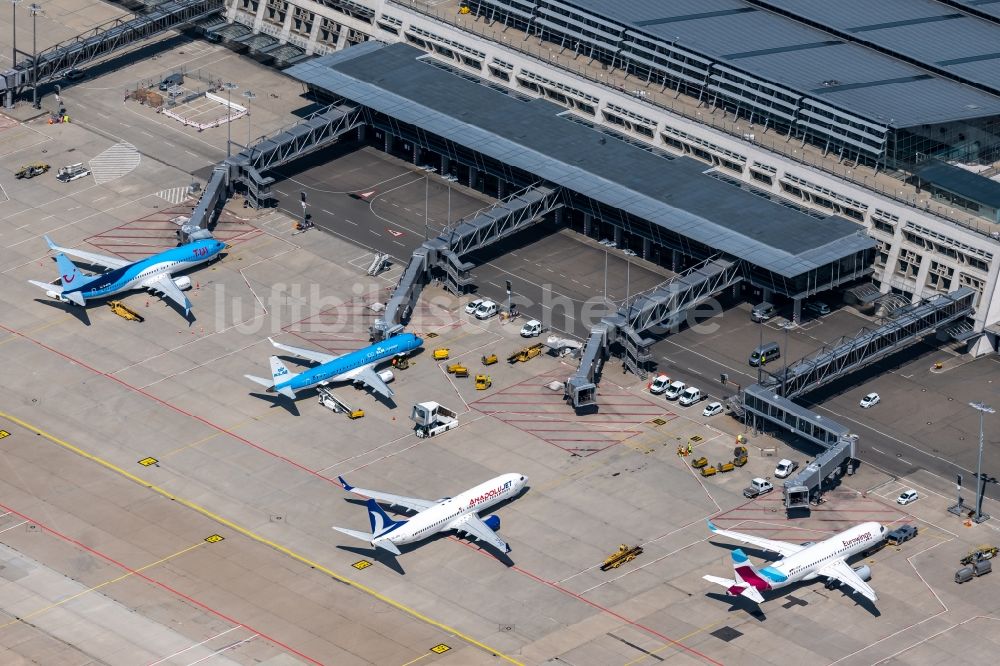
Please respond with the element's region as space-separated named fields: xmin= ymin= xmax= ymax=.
xmin=244 ymin=333 xmax=422 ymax=400
xmin=28 ymin=235 xmax=225 ymax=317
xmin=333 ymin=473 xmax=528 ymax=555
xmin=703 ymin=520 xmax=886 ymax=604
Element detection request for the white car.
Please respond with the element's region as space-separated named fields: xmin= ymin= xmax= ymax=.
xmin=860 ymin=392 xmax=881 ymax=409
xmin=678 ymin=387 xmax=703 ymax=406
xmin=649 ymin=374 xmax=671 ymax=394
xmin=702 ymin=402 xmax=723 ymax=417
xmin=663 ymin=381 xmax=686 ymax=400
xmin=464 ymin=298 xmax=483 ymax=314
xmin=774 ymin=459 xmax=799 ymax=479
xmin=897 ymin=489 xmax=919 ymax=505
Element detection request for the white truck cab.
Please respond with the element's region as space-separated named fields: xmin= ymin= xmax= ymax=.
xmin=663 ymin=381 xmax=686 ymax=400
xmin=520 ymin=319 xmax=544 ymax=337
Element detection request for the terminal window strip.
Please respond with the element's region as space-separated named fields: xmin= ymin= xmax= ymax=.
xmin=873 ymin=208 xmax=900 ymax=223
xmin=905 ymin=221 xmax=993 ymax=262
xmin=781 ymin=174 xmax=867 ymax=211
xmin=316 ymin=0 xmax=374 ymax=22
xmin=604 ymin=103 xmax=656 ymax=128
xmin=516 ymin=69 xmax=598 ymax=103
xmin=752 ymin=161 xmax=778 ymax=175
xmin=660 ymin=125 xmax=747 ymax=164
xmin=407 ymin=26 xmax=486 ymax=60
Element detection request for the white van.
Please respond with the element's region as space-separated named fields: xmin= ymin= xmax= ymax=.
xmin=663 ymin=380 xmax=686 ymax=400
xmin=474 ymin=300 xmax=498 ymax=319
xmin=520 ymin=319 xmax=544 ymax=337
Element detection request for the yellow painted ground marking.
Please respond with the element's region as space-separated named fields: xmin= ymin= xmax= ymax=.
xmin=160 ymin=410 xmax=271 ymax=459
xmin=0 ymin=317 xmax=72 ymax=347
xmin=352 ymin=560 xmax=372 ymax=570
xmin=0 ymin=430 xmax=9 ymax=439
xmin=138 ymin=457 xmax=158 ymax=466
xmin=0 ymin=410 xmax=523 ymax=666
xmin=205 ymin=534 xmax=225 ymax=543
xmin=0 ymin=542 xmax=204 ymax=630
xmin=400 ymin=652 xmax=433 ymax=666
xmin=430 ymin=644 xmax=451 ymax=654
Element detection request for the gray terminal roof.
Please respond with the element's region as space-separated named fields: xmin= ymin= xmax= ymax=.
xmin=532 ymin=0 xmax=1000 ymax=127
xmin=755 ymin=0 xmax=1000 ymax=97
xmin=287 ymin=43 xmax=873 ymax=279
xmin=915 ymin=160 xmax=1000 ymax=208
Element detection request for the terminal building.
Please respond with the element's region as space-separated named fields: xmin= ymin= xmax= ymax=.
xmin=216 ymin=0 xmax=1000 ymax=349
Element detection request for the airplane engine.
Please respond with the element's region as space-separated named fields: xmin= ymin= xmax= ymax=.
xmin=483 ymin=515 xmax=501 ymax=531
xmin=173 ymin=276 xmax=192 ymax=291
xmin=824 ymin=564 xmax=871 ymax=589
xmin=378 ymin=369 xmax=395 ymax=384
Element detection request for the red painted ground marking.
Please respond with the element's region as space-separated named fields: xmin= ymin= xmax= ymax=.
xmin=0 ymin=500 xmax=322 ymax=665
xmin=85 ymin=208 xmax=260 ymax=258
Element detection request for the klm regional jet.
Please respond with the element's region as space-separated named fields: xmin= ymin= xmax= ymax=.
xmin=28 ymin=235 xmax=225 ymax=317
xmin=245 ymin=333 xmax=423 ymax=401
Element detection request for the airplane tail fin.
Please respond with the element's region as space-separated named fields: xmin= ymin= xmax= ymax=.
xmin=332 ymin=499 xmax=407 ymax=556
xmin=730 ymin=548 xmax=769 ymax=600
xmin=268 ymin=356 xmax=298 ymax=398
xmin=51 ymin=253 xmax=96 ymax=306
xmin=365 ymin=499 xmax=406 ymax=538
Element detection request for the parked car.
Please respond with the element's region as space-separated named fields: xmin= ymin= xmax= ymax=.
xmin=897 ymin=489 xmax=919 ymax=505
xmin=474 ymin=300 xmax=498 ymax=319
xmin=678 ymin=387 xmax=703 ymax=406
xmin=702 ymin=402 xmax=724 ymax=417
xmin=860 ymin=392 xmax=881 ymax=409
xmin=64 ymin=68 xmax=86 ymax=82
xmin=774 ymin=459 xmax=799 ymax=479
xmin=886 ymin=524 xmax=918 ymax=544
xmin=805 ymin=301 xmax=831 ymax=316
xmin=663 ymin=380 xmax=686 ymax=400
xmin=464 ymin=298 xmax=483 ymax=314
xmin=649 ymin=374 xmax=671 ymax=395
xmin=751 ymin=302 xmax=777 ymax=322
xmin=159 ymin=72 xmax=184 ymax=91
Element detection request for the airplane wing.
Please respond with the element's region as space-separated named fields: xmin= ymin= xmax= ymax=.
xmin=819 ymin=559 xmax=878 ymax=603
xmin=143 ymin=274 xmax=192 ymax=315
xmin=707 ymin=520 xmax=805 ymax=558
xmin=450 ymin=514 xmax=510 ymax=553
xmin=338 ymin=476 xmax=435 ymax=513
xmin=354 ymin=365 xmax=394 ymax=399
xmin=268 ymin=337 xmax=337 ymax=365
xmin=45 ymin=235 xmax=129 ymax=270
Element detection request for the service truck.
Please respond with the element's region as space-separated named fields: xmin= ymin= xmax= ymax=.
xmin=411 ymin=401 xmax=459 ymax=438
xmin=743 ymin=478 xmax=774 ymax=499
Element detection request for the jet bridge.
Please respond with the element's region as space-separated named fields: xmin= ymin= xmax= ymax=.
xmin=371 ymin=184 xmax=563 ymax=339
xmin=1 ymin=0 xmax=224 ymax=106
xmin=565 ymin=257 xmax=744 ymax=409
xmin=762 ymin=287 xmax=976 ymax=400
xmin=741 ymin=287 xmax=976 ymax=510
xmin=186 ymin=104 xmax=363 ymax=231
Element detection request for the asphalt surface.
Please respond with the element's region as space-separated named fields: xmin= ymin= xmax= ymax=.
xmin=273 ymin=146 xmax=1000 ymax=502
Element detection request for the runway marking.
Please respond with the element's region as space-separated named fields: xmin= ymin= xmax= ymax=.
xmin=400 ymin=652 xmax=434 ymax=666
xmin=0 ymin=542 xmax=205 ymax=631
xmin=146 ymin=626 xmax=242 ymax=666
xmin=871 ymin=447 xmax=885 ymax=454
xmin=345 ymin=219 xmax=357 ymax=225
xmin=369 ymin=229 xmax=382 ymax=236
xmin=0 ymin=521 xmax=28 ymax=534
xmin=0 ymin=411 xmax=523 ymax=666
xmin=321 ymin=209 xmax=334 ymax=215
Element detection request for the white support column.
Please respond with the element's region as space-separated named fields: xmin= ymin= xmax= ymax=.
xmin=613 ymin=225 xmax=622 ymax=247
xmin=279 ymin=3 xmax=294 ymax=43
xmin=252 ymin=1 xmax=267 ymax=31
xmin=912 ymin=255 xmax=932 ymax=303
xmin=792 ymin=297 xmax=802 ymax=325
xmin=305 ymin=15 xmax=322 ymax=55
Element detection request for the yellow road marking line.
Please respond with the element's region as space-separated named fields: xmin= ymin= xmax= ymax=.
xmin=400 ymin=652 xmax=434 ymax=666
xmin=0 ymin=542 xmax=204 ymax=630
xmin=0 ymin=410 xmax=523 ymax=666
xmin=161 ymin=410 xmax=269 ymax=458
xmin=0 ymin=316 xmax=72 ymax=346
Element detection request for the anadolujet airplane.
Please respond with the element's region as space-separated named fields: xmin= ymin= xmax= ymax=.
xmin=333 ymin=473 xmax=528 ymax=555
xmin=703 ymin=520 xmax=886 ymax=603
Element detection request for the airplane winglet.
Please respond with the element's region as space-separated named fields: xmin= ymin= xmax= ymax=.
xmin=44 ymin=235 xmax=57 ymax=250
xmin=707 ymin=519 xmax=718 ymax=532
xmin=338 ymin=476 xmax=354 ymax=491
xmin=731 ymin=548 xmax=749 ymax=564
